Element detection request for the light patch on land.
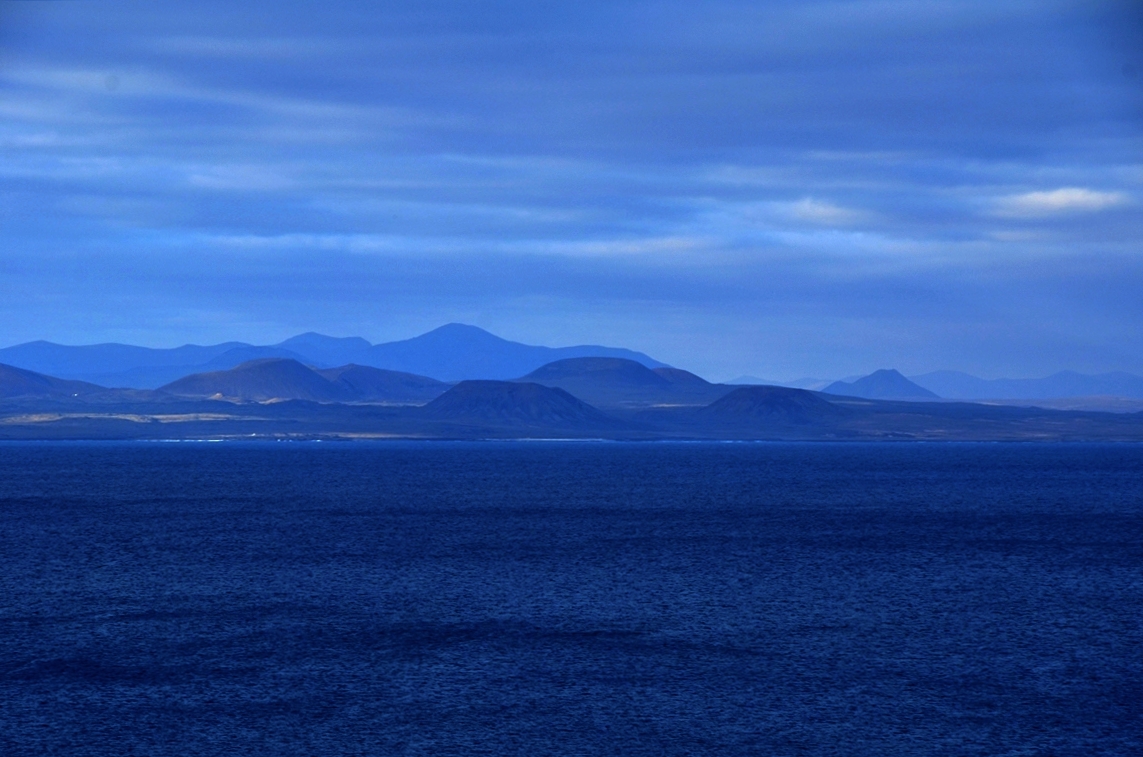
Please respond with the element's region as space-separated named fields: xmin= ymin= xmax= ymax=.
xmin=1 ymin=413 xmax=248 ymax=424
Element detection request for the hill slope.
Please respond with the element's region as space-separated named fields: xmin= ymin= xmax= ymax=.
xmin=0 ymin=363 xmax=107 ymax=399
xmin=160 ymin=359 xmax=343 ymax=402
xmin=519 ymin=357 xmax=730 ymax=407
xmin=159 ymin=359 xmax=449 ymax=403
xmin=315 ymin=364 xmax=449 ymax=403
xmin=697 ymin=386 xmax=849 ymax=427
xmin=421 ymin=380 xmax=623 ymax=433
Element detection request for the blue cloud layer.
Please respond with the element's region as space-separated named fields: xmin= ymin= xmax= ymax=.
xmin=1 ymin=0 xmax=1140 ymax=379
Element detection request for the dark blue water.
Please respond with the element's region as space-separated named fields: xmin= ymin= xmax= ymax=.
xmin=1 ymin=442 xmax=1141 ymax=756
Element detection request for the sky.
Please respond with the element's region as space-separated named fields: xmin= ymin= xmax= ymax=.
xmin=1 ymin=0 xmax=1140 ymax=381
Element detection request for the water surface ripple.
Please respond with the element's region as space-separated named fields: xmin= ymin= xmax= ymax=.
xmin=1 ymin=442 xmax=1140 ymax=755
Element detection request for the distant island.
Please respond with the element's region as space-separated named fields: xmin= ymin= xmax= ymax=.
xmin=2 ymin=325 xmax=1143 ymax=441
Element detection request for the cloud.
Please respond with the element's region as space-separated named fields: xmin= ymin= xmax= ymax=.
xmin=991 ymin=188 xmax=1130 ymax=218
xmin=1 ymin=0 xmax=1141 ymax=377
xmin=783 ymin=198 xmax=867 ymax=226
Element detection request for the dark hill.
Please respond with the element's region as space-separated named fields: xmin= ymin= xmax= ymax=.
xmin=697 ymin=385 xmax=848 ymax=427
xmin=160 ymin=359 xmax=342 ymax=402
xmin=519 ymin=357 xmax=730 ymax=407
xmin=824 ymin=369 xmax=939 ymax=400
xmin=315 ymin=364 xmax=449 ymax=403
xmin=421 ymin=380 xmax=622 ymax=432
xmin=653 ymin=367 xmax=716 ymax=389
xmin=159 ymin=359 xmax=450 ymax=403
xmin=0 ymin=363 xmax=106 ymax=399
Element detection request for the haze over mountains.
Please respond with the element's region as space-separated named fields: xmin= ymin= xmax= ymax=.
xmin=737 ymin=369 xmax=1143 ymax=403
xmin=909 ymin=371 xmax=1143 ymax=401
xmin=518 ymin=358 xmax=730 ymax=408
xmin=0 ymin=363 xmax=106 ymax=400
xmin=160 ymin=360 xmax=449 ymax=404
xmin=2 ymin=323 xmax=1143 ymax=412
xmin=3 ymin=348 xmax=1143 ymax=441
xmin=823 ymin=370 xmax=939 ymax=401
xmin=0 ymin=324 xmax=664 ymax=388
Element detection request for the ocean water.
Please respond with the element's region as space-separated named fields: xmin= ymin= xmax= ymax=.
xmin=1 ymin=441 xmax=1140 ymax=756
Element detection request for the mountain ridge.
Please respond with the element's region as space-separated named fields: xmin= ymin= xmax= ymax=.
xmin=3 ymin=359 xmax=1143 ymax=441
xmin=159 ymin=358 xmax=450 ymax=404
xmin=910 ymin=370 xmax=1143 ymax=400
xmin=517 ymin=357 xmax=730 ymax=408
xmin=0 ymin=324 xmax=666 ymax=387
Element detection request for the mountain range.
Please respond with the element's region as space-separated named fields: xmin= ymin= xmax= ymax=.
xmin=0 ymin=324 xmax=665 ymax=388
xmin=908 ymin=370 xmax=1143 ymax=400
xmin=3 ymin=323 xmax=1143 ymax=405
xmin=735 ymin=369 xmax=1143 ymax=403
xmin=160 ymin=360 xmax=449 ymax=404
xmin=2 ymin=354 xmax=1142 ymax=442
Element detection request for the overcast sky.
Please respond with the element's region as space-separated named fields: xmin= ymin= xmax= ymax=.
xmin=1 ymin=0 xmax=1140 ymax=380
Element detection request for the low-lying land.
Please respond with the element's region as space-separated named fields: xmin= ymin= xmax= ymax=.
xmin=2 ymin=358 xmax=1142 ymax=441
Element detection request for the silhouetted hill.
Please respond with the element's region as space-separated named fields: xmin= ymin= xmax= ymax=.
xmin=110 ymin=346 xmax=316 ymax=389
xmin=519 ymin=357 xmax=730 ymax=407
xmin=4 ymin=368 xmax=1143 ymax=441
xmin=421 ymin=380 xmax=623 ymax=432
xmin=910 ymin=370 xmax=1143 ymax=400
xmin=315 ymin=364 xmax=449 ymax=403
xmin=824 ymin=369 xmax=939 ymax=400
xmin=697 ymin=386 xmax=849 ymax=426
xmin=0 ymin=363 xmax=106 ymax=399
xmin=160 ymin=359 xmax=343 ymax=402
xmin=159 ymin=359 xmax=450 ymax=403
xmin=653 ymin=367 xmax=720 ymax=390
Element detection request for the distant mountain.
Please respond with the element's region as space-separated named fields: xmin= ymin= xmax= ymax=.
xmin=910 ymin=370 xmax=1143 ymax=400
xmin=518 ymin=357 xmax=730 ymax=407
xmin=0 ymin=363 xmax=106 ymax=399
xmin=0 ymin=340 xmax=312 ymax=389
xmin=358 ymin=324 xmax=667 ymax=381
xmin=105 ymin=346 xmax=315 ymax=388
xmin=824 ymin=369 xmax=940 ymax=400
xmin=421 ymin=380 xmax=622 ymax=432
xmin=0 ymin=324 xmax=667 ymax=387
xmin=159 ymin=359 xmax=449 ymax=403
xmin=0 ymin=341 xmax=248 ymax=385
xmin=275 ymin=333 xmax=375 ymax=367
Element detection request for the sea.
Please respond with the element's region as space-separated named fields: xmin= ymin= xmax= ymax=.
xmin=1 ymin=441 xmax=1140 ymax=756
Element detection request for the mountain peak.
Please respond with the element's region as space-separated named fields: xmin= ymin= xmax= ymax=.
xmin=429 ymin=323 xmax=497 ymax=335
xmin=823 ymin=369 xmax=940 ymax=400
